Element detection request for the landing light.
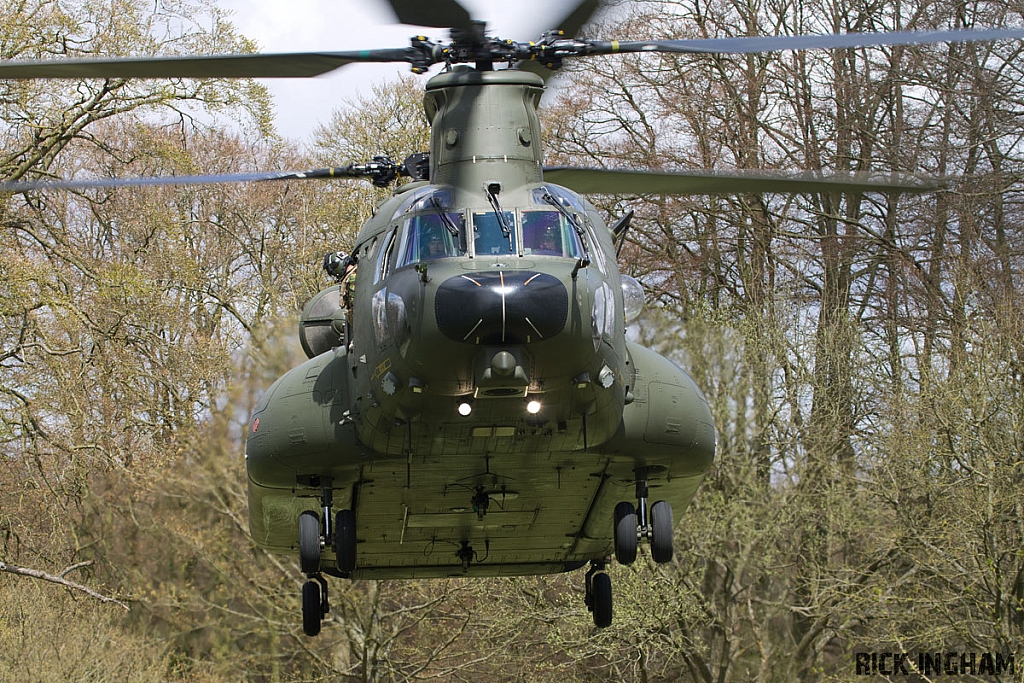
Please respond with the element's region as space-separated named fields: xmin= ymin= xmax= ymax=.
xmin=458 ymin=402 xmax=473 ymax=416
xmin=621 ymin=275 xmax=645 ymax=323
xmin=526 ymin=400 xmax=542 ymax=415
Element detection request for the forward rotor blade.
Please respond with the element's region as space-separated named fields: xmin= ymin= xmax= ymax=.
xmin=386 ymin=0 xmax=473 ymax=31
xmin=0 ymin=49 xmax=413 ymax=80
xmin=542 ymin=167 xmax=943 ymax=195
xmin=518 ymin=0 xmax=604 ymax=80
xmin=0 ymin=167 xmax=367 ymax=192
xmin=552 ymin=0 xmax=604 ymax=38
xmin=590 ymin=26 xmax=1024 ymax=57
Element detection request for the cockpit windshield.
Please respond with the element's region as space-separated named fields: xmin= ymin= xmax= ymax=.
xmin=398 ymin=213 xmax=464 ymax=266
xmin=472 ymin=211 xmax=516 ymax=257
xmin=390 ymin=193 xmax=589 ymax=263
xmin=521 ymin=210 xmax=583 ymax=258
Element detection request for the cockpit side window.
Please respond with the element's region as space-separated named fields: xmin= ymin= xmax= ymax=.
xmin=398 ymin=213 xmax=463 ymax=266
xmin=521 ymin=211 xmax=582 ymax=258
xmin=583 ymin=222 xmax=607 ymax=273
xmin=472 ymin=211 xmax=516 ymax=257
xmin=375 ymin=228 xmax=398 ymax=284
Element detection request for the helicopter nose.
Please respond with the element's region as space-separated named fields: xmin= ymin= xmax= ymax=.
xmin=435 ymin=271 xmax=567 ymax=344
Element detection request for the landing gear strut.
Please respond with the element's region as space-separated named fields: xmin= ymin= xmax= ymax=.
xmin=454 ymin=539 xmax=489 ymax=573
xmin=613 ymin=467 xmax=674 ymax=565
xmin=296 ymin=477 xmax=358 ymax=636
xmin=298 ymin=509 xmax=330 ymax=636
xmin=456 ymin=541 xmax=474 ymax=573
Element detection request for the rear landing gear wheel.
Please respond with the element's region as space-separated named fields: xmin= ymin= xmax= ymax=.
xmin=613 ymin=501 xmax=637 ymax=565
xmin=584 ymin=560 xmax=613 ymax=628
xmin=299 ymin=510 xmax=321 ymax=574
xmin=334 ymin=509 xmax=356 ymax=573
xmin=650 ymin=500 xmax=674 ymax=564
xmin=301 ymin=580 xmax=322 ymax=637
xmin=591 ymin=572 xmax=612 ymax=628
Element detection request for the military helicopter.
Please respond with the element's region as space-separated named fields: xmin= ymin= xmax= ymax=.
xmin=2 ymin=0 xmax=1022 ymax=637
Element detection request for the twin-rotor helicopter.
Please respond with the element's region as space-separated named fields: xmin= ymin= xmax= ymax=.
xmin=2 ymin=0 xmax=1021 ymax=636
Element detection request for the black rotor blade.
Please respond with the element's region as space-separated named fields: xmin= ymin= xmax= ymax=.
xmin=518 ymin=0 xmax=604 ymax=80
xmin=0 ymin=167 xmax=371 ymax=192
xmin=0 ymin=49 xmax=413 ymax=80
xmin=552 ymin=0 xmax=604 ymax=38
xmin=590 ymin=26 xmax=1024 ymax=57
xmin=386 ymin=0 xmax=473 ymax=31
xmin=542 ymin=167 xmax=943 ymax=195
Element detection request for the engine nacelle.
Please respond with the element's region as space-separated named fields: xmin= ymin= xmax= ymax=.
xmin=299 ymin=285 xmax=347 ymax=359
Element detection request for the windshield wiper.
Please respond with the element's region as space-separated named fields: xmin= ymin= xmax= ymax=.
xmin=485 ymin=183 xmax=513 ymax=248
xmin=541 ymin=187 xmax=591 ymax=275
xmin=430 ymin=196 xmax=460 ymax=238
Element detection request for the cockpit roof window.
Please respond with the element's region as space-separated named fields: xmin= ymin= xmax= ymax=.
xmin=533 ymin=185 xmax=587 ymax=214
xmin=391 ymin=186 xmax=455 ymax=219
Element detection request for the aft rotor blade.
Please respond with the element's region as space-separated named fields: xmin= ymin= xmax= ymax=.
xmin=386 ymin=0 xmax=473 ymax=30
xmin=0 ymin=167 xmax=368 ymax=192
xmin=588 ymin=27 xmax=1024 ymax=57
xmin=542 ymin=167 xmax=943 ymax=195
xmin=0 ymin=49 xmax=413 ymax=80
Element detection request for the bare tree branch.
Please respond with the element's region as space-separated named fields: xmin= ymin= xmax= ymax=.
xmin=0 ymin=560 xmax=130 ymax=611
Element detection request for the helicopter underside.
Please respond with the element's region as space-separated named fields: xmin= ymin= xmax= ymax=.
xmin=245 ymin=341 xmax=715 ymax=579
xmin=248 ymin=444 xmax=708 ymax=579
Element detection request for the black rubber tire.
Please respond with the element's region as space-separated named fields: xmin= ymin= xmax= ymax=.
xmin=298 ymin=510 xmax=321 ymax=574
xmin=334 ymin=509 xmax=357 ymax=572
xmin=650 ymin=500 xmax=674 ymax=564
xmin=613 ymin=501 xmax=638 ymax=565
xmin=301 ymin=580 xmax=322 ymax=637
xmin=592 ymin=572 xmax=613 ymax=628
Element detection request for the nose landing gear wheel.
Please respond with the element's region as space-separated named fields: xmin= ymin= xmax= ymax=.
xmin=620 ymin=469 xmax=675 ymax=565
xmin=298 ymin=510 xmax=321 ymax=574
xmin=613 ymin=501 xmax=637 ymax=565
xmin=334 ymin=509 xmax=357 ymax=573
xmin=650 ymin=500 xmax=674 ymax=564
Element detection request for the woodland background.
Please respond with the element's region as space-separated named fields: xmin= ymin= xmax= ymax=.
xmin=1 ymin=0 xmax=1023 ymax=681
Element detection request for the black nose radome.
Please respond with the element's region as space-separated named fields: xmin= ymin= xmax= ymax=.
xmin=435 ymin=271 xmax=568 ymax=344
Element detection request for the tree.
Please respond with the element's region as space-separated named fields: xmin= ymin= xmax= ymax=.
xmin=541 ymin=0 xmax=1024 ymax=679
xmin=0 ymin=0 xmax=276 ymax=673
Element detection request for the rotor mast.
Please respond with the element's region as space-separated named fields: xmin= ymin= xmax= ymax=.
xmin=423 ymin=68 xmax=546 ymax=193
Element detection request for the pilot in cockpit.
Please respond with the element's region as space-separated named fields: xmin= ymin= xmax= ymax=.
xmin=524 ymin=212 xmax=564 ymax=256
xmin=422 ymin=229 xmax=447 ymax=260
